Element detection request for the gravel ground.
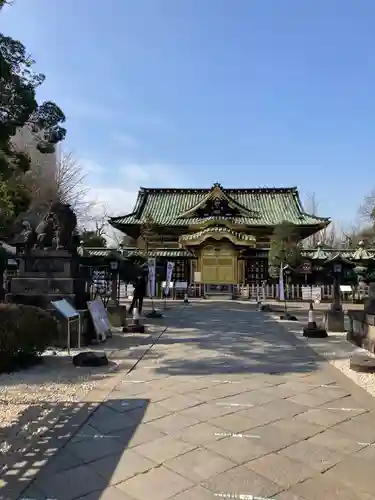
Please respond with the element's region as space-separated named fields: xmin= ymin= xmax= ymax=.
xmin=271 ymin=311 xmax=375 ymax=399
xmin=0 ymin=324 xmax=154 ymax=459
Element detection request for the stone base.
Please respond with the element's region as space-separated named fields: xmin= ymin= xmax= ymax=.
xmin=72 ymin=351 xmax=109 ymax=367
xmin=324 ymin=310 xmax=345 ymax=332
xmin=260 ymin=304 xmax=272 ymax=312
xmin=280 ymin=313 xmax=297 ymax=321
xmin=123 ymin=323 xmax=146 ymax=333
xmin=350 ymin=353 xmax=375 ymax=372
xmin=145 ymin=309 xmax=163 ymax=319
xmin=303 ymin=324 xmax=328 ymax=338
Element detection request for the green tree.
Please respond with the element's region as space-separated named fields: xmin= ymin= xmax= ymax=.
xmin=268 ymin=221 xmax=301 ymax=269
xmin=0 ymin=31 xmax=66 ymax=234
xmin=80 ymin=230 xmax=107 ymax=248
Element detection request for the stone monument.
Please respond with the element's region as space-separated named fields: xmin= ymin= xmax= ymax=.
xmin=9 ymin=202 xmax=88 ymax=310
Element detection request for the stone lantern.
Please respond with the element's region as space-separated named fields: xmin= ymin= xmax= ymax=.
xmin=323 ymin=253 xmax=354 ymax=332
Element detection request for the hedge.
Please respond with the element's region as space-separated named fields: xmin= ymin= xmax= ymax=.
xmin=0 ymin=303 xmax=58 ymax=372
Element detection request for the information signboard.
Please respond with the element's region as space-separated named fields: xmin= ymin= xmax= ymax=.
xmin=51 ymin=299 xmax=79 ymax=319
xmin=51 ymin=299 xmax=81 ymax=352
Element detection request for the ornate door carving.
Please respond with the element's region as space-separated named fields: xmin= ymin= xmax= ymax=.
xmin=201 ymin=243 xmax=236 ymax=283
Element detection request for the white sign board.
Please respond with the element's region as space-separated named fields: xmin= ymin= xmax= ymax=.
xmin=175 ymin=281 xmax=188 ymax=289
xmin=301 ymin=286 xmax=322 ymax=302
xmin=162 ymin=281 xmax=174 ymax=288
xmin=194 ymin=271 xmax=201 ymax=283
xmin=51 ymin=299 xmax=79 ymax=319
xmin=87 ymin=298 xmax=112 ymax=343
xmin=340 ymin=285 xmax=352 ymax=293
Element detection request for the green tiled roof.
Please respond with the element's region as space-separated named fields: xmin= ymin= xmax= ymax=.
xmin=301 ymin=247 xmax=375 ymax=261
xmin=109 ymin=185 xmax=330 ymax=228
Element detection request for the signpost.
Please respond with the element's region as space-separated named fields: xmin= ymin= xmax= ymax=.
xmin=87 ymin=297 xmax=112 ymax=343
xmin=51 ymin=299 xmax=81 ymax=354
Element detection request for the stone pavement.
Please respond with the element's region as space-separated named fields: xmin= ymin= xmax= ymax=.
xmin=6 ymin=302 xmax=375 ymax=500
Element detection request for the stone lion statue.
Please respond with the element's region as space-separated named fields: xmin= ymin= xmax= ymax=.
xmin=50 ymin=202 xmax=78 ymax=251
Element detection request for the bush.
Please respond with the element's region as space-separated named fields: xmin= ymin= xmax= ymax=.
xmin=0 ymin=303 xmax=59 ymax=372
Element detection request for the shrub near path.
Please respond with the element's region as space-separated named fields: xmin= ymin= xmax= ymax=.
xmin=0 ymin=304 xmax=58 ymax=373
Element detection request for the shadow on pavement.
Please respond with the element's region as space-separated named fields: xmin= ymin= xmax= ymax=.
xmin=138 ymin=302 xmax=345 ymax=377
xmin=1 ymin=397 xmax=149 ymax=500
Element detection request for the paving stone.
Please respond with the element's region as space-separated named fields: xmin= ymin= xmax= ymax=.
xmin=286 ymin=473 xmax=371 ymax=500
xmin=331 ymin=412 xmax=375 ymax=442
xmin=169 ymin=485 xmax=215 ymax=500
xmin=33 ymin=464 xmax=107 ymax=500
xmin=88 ymin=406 xmax=138 ymax=435
xmin=164 ymin=447 xmax=235 ymax=482
xmin=116 ymin=464 xmax=193 ymax=500
xmin=104 ymin=398 xmax=149 ymax=414
xmin=16 ymin=484 xmax=48 ymax=500
xmin=172 ymin=421 xmax=227 ymax=445
xmin=318 ymin=395 xmax=368 ymax=414
xmin=133 ymin=435 xmax=196 ymax=463
xmin=279 ymin=439 xmax=344 ymax=472
xmin=202 ymin=464 xmax=283 ymax=499
xmin=269 ymin=417 xmax=326 ymax=440
xmin=246 ymin=453 xmax=315 ymax=488
xmin=323 ymin=455 xmax=375 ymax=497
xmin=294 ymin=407 xmax=353 ymax=427
xmin=354 ymin=443 xmax=375 ymax=460
xmin=126 ymin=402 xmax=173 ymax=423
xmin=114 ymin=423 xmax=167 ymax=448
xmin=307 ymin=427 xmax=365 ymax=455
xmin=179 ymin=402 xmax=238 ymax=420
xmin=150 ymin=412 xmax=200 ymax=433
xmin=209 ymin=412 xmax=257 ymax=433
xmin=89 ymin=449 xmax=157 ymax=485
xmin=65 ymin=435 xmax=125 ymax=464
xmin=77 ymin=486 xmax=136 ymax=499
xmin=204 ymin=435 xmax=271 ymax=464
xmin=158 ymin=394 xmax=201 ymax=412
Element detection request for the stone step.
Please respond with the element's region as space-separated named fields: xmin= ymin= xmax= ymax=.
xmin=205 ymin=294 xmax=233 ymax=300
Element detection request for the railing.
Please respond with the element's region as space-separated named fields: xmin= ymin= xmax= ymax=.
xmin=119 ymin=282 xmax=370 ymax=301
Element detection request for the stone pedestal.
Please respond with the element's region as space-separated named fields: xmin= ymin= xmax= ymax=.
xmin=8 ymin=249 xmax=89 ymax=310
xmin=324 ymin=309 xmax=345 ymax=332
xmin=364 ymin=283 xmax=375 ymax=314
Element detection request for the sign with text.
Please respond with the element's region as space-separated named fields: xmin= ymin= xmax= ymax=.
xmin=87 ymin=298 xmax=112 ymax=343
xmin=51 ymin=299 xmax=79 ymax=319
xmin=301 ymin=286 xmax=322 ymax=302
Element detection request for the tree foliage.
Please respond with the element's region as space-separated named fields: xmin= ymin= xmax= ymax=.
xmin=0 ymin=29 xmax=66 ymax=234
xmin=268 ymin=221 xmax=301 ymax=268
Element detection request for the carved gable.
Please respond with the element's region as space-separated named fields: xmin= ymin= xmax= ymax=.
xmin=178 ymin=183 xmax=257 ymax=219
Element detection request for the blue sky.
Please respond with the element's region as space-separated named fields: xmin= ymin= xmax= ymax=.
xmin=2 ymin=0 xmax=375 ymax=225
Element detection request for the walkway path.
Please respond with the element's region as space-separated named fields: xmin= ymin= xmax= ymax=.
xmin=8 ymin=303 xmax=375 ymax=500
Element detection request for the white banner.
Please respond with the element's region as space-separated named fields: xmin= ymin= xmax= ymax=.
xmin=147 ymin=258 xmax=156 ymax=297
xmin=165 ymin=261 xmax=174 ymax=296
xmin=279 ymin=263 xmax=285 ymax=301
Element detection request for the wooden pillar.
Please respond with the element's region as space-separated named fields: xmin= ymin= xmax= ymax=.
xmin=238 ymin=259 xmax=245 ymax=284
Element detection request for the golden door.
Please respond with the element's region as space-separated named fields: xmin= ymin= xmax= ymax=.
xmin=201 ymin=244 xmax=236 ymax=283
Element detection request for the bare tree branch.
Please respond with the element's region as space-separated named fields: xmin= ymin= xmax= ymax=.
xmin=20 ymin=146 xmax=93 ymax=222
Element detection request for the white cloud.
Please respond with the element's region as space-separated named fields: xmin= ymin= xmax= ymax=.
xmin=80 ymin=159 xmax=188 ymax=245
